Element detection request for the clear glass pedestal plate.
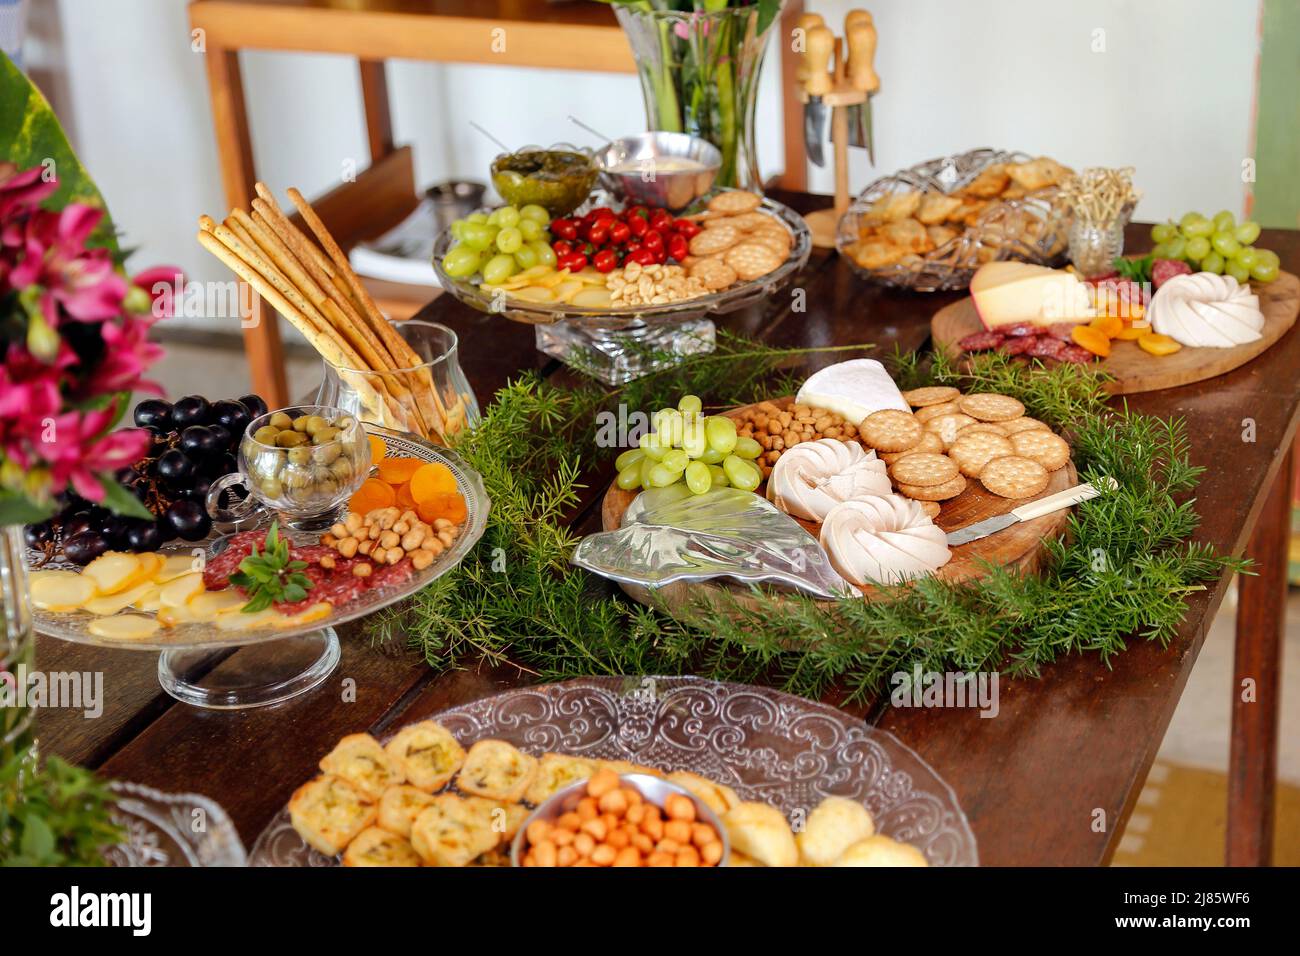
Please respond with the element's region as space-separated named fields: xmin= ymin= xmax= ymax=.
xmin=433 ymin=194 xmax=812 ymax=385
xmin=27 ymin=429 xmax=489 ymax=711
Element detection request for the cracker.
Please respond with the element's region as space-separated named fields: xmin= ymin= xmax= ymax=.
xmin=747 ymin=233 xmax=793 ymax=259
xmin=902 ymin=386 xmax=960 ymax=408
xmin=708 ymin=190 xmax=763 ymax=215
xmin=703 ymin=215 xmax=739 ymax=230
xmin=919 ymin=500 xmax=942 ymax=519
xmin=410 ymin=794 xmax=501 ymax=867
xmin=897 ymin=473 xmax=967 ymax=501
xmin=914 ymin=401 xmax=962 ymax=423
xmin=878 ymin=430 xmax=944 ymax=464
xmin=384 ymin=720 xmax=465 ymax=792
xmin=889 ymin=452 xmax=959 ymax=487
xmin=861 ymin=409 xmax=923 ymax=452
xmin=1010 ymin=430 xmax=1071 ymax=471
xmin=690 ymin=258 xmax=738 ymax=291
xmin=724 ymin=242 xmax=783 ymax=281
xmin=342 ymin=827 xmax=421 ymax=867
xmin=979 ymin=455 xmax=1049 ymax=499
xmin=960 ymin=422 xmax=1009 ymax=438
xmin=1000 ymin=417 xmax=1050 ymax=435
xmin=523 ymin=753 xmax=599 ymax=805
xmin=947 ymin=432 xmax=1015 ymax=478
xmin=924 ymin=413 xmax=978 ymax=448
xmin=690 ymin=227 xmax=739 ymax=256
xmin=729 ymin=211 xmax=779 ymax=231
xmin=319 ymin=733 xmax=404 ymax=800
xmin=959 ymin=393 xmax=1026 ymax=422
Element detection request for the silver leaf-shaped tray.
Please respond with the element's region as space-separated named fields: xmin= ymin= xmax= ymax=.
xmin=571 ymin=486 xmax=852 ymax=599
xmin=249 ymin=677 xmax=978 ymax=866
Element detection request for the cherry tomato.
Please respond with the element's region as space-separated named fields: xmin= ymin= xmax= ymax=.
xmin=626 ymin=215 xmax=649 ymax=239
xmin=588 ymin=220 xmax=611 ymax=245
xmin=653 ymin=246 xmax=668 ymax=264
xmin=668 ymin=234 xmax=689 ymax=262
xmin=551 ymin=240 xmax=573 ymax=258
xmin=626 ymin=205 xmax=649 ymax=220
xmin=593 ymin=248 xmax=618 ymax=273
xmin=588 ymin=207 xmax=616 ymax=223
xmin=642 ymin=229 xmax=665 ymax=252
xmin=551 ymin=218 xmax=578 ymax=241
xmin=649 ymin=208 xmax=673 ymax=231
xmin=557 ymin=252 xmax=589 ymax=273
xmin=673 ymin=218 xmax=701 ymax=238
xmin=608 ymin=220 xmax=631 ymax=245
xmin=625 ymin=240 xmax=642 ymax=255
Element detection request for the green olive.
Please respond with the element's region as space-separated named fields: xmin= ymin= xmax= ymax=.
xmin=269 ymin=412 xmax=293 ymax=430
xmin=288 ymin=446 xmax=313 ymax=466
xmin=329 ymin=458 xmax=354 ymax=480
xmin=292 ymin=415 xmax=311 ymax=433
xmin=253 ymin=425 xmax=280 ymax=445
xmin=314 ymin=442 xmax=342 ymax=465
xmin=337 ymin=416 xmax=356 ymax=431
xmin=259 ymin=477 xmax=284 ymax=499
xmin=311 ymin=426 xmax=340 ymax=445
xmin=303 ymin=415 xmax=328 ymax=436
xmin=276 ymin=431 xmax=308 ymax=448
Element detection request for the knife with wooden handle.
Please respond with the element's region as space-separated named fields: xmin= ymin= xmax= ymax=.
xmin=803 ymin=24 xmax=834 ymax=169
xmin=844 ymin=11 xmax=879 ymax=163
xmin=945 ymin=477 xmax=1118 ymax=546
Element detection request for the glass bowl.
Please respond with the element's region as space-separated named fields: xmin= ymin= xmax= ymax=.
xmin=208 ymin=404 xmax=370 ymax=532
xmin=489 ymin=143 xmax=598 ymax=217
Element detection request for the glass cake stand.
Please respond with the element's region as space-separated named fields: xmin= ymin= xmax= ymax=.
xmin=432 ymin=194 xmax=812 ymax=385
xmin=28 ymin=428 xmax=489 ymax=710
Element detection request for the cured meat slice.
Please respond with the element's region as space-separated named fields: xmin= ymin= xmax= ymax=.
xmin=1046 ymin=322 xmax=1081 ymax=341
xmin=958 ymin=330 xmax=1005 ymax=352
xmin=999 ymin=323 xmax=1041 ymax=338
xmin=1001 ymin=334 xmax=1039 ymax=356
xmin=1027 ymin=336 xmax=1068 ymax=360
xmin=1057 ymin=344 xmax=1097 ymax=364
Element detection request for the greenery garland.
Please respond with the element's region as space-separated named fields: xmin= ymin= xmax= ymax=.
xmin=375 ymin=333 xmax=1245 ymax=704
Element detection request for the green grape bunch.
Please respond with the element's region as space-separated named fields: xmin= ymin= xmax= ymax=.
xmin=1150 ymin=210 xmax=1279 ymax=283
xmin=440 ymin=203 xmax=555 ymax=284
xmin=615 ymin=395 xmax=765 ymax=495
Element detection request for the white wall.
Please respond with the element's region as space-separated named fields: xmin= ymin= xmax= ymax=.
xmin=24 ymin=0 xmax=1262 ymax=318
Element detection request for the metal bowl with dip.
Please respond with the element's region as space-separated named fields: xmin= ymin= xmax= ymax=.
xmin=596 ymin=132 xmax=721 ymax=211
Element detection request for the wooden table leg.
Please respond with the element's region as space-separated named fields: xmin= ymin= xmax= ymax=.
xmin=1227 ymin=447 xmax=1292 ymax=865
xmin=203 ymin=43 xmax=288 ymax=408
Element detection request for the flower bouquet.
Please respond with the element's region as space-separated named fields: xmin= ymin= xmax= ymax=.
xmin=604 ymin=0 xmax=784 ymax=190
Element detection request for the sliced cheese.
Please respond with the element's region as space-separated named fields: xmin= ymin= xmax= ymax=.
xmin=794 ymin=359 xmax=909 ymax=426
xmin=83 ymin=582 xmax=158 ymax=616
xmin=30 ymin=571 xmax=97 ymax=612
xmin=970 ymin=261 xmax=1095 ymax=329
xmin=87 ymin=615 xmax=161 ymax=642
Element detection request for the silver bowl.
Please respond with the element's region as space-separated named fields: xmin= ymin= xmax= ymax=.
xmin=596 ymin=132 xmax=721 ymax=211
xmin=510 ymin=772 xmax=730 ymax=867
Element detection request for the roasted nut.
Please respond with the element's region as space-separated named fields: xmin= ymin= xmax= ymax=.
xmin=319 ymin=554 xmax=336 ymax=570
xmin=411 ymin=550 xmax=433 ymax=571
xmin=401 ymin=527 xmax=425 ymax=551
xmin=337 ymin=537 xmax=358 ymax=558
xmin=353 ymin=563 xmax=372 ymax=578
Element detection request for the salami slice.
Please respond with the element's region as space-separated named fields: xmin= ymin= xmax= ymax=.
xmin=1152 ymin=258 xmax=1192 ymax=289
xmin=202 ymin=530 xmax=263 ymax=589
xmin=958 ymin=330 xmax=1005 ymax=352
xmin=999 ymin=323 xmax=1041 ymax=338
xmin=1057 ymin=344 xmax=1098 ymax=364
xmin=1001 ymin=334 xmax=1039 ymax=356
xmin=1027 ymin=336 xmax=1068 ymax=360
xmin=1046 ymin=322 xmax=1081 ymax=341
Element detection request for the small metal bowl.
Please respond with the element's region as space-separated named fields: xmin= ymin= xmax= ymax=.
xmin=510 ymin=772 xmax=730 ymax=867
xmin=596 ymin=133 xmax=721 ymax=212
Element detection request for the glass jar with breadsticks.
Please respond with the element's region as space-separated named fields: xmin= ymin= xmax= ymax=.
xmin=197 ymin=184 xmax=476 ymax=445
xmin=1057 ymin=166 xmax=1141 ymax=278
xmin=836 ymin=148 xmax=1075 ymax=291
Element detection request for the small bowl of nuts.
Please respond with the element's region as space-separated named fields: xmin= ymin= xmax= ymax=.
xmin=511 ymin=768 xmax=729 ymax=868
xmin=207 ymin=405 xmax=371 ymax=531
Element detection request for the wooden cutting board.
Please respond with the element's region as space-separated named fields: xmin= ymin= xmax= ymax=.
xmin=599 ymin=397 xmax=1077 ymax=615
xmin=930 ymin=270 xmax=1300 ymax=395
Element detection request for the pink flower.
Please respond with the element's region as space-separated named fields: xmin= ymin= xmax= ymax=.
xmin=0 ymin=163 xmax=58 ymax=222
xmin=79 ymin=313 xmax=165 ymax=397
xmin=9 ymin=204 xmax=129 ymax=326
xmin=131 ymin=265 xmax=184 ymax=318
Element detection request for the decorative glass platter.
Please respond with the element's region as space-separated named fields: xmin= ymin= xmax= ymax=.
xmin=27 ymin=427 xmax=489 ymax=709
xmin=105 ymin=782 xmax=247 ymax=867
xmin=249 ymin=676 xmax=979 ymax=867
xmin=433 ymin=193 xmax=812 ymax=385
xmin=835 ymin=147 xmax=1071 ymax=292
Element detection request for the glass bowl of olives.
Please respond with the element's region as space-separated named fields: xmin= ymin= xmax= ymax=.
xmin=489 ymin=145 xmax=598 ymax=217
xmin=206 ymin=405 xmax=371 ymax=531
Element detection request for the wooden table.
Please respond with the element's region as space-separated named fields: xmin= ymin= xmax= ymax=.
xmin=190 ymin=0 xmax=812 ymax=408
xmin=36 ymin=201 xmax=1295 ymax=866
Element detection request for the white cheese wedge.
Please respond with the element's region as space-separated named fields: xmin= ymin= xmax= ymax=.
xmin=795 ymin=359 xmax=909 ymax=426
xmin=970 ymin=261 xmax=1095 ymax=329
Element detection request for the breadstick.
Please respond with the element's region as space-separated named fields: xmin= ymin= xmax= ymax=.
xmin=285 ymin=186 xmax=448 ymax=437
xmin=248 ymin=202 xmax=434 ymax=439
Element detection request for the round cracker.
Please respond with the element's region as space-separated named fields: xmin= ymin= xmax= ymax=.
xmin=1010 ymin=430 xmax=1071 ymax=471
xmin=960 ymin=422 xmax=1009 ymax=438
xmin=861 ymin=409 xmax=923 ymax=452
xmin=1000 ymin=417 xmax=1051 ymax=435
xmin=690 ymin=227 xmax=739 ymax=256
xmin=958 ymin=393 xmax=1026 ymax=422
xmin=947 ymin=432 xmax=1015 ymax=478
xmin=919 ymin=500 xmax=942 ymax=519
xmin=878 ymin=430 xmax=944 ymax=464
xmin=747 ymin=234 xmax=793 ymax=259
xmin=889 ymin=452 xmax=959 ymax=487
xmin=690 ymin=258 xmax=738 ymax=291
xmin=897 ymin=473 xmax=967 ymax=501
xmin=924 ymin=413 xmax=978 ymax=448
xmin=979 ymin=455 xmax=1049 ymax=499
xmin=723 ymin=242 xmax=783 ymax=281
xmin=902 ymin=386 xmax=961 ymax=408
xmin=914 ymin=401 xmax=962 ymax=423
xmin=707 ymin=190 xmax=762 ymax=215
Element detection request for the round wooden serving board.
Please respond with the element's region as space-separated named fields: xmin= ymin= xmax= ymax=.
xmin=600 ymin=397 xmax=1077 ymax=616
xmin=930 ymin=270 xmax=1300 ymax=395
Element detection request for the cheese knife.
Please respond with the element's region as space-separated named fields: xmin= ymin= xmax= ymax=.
xmin=844 ymin=11 xmax=879 ymax=163
xmin=802 ymin=24 xmax=834 ymax=169
xmin=945 ymin=477 xmax=1117 ymax=546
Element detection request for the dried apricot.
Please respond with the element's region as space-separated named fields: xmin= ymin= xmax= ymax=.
xmin=367 ymin=434 xmax=388 ymax=463
xmin=417 ymin=492 xmax=466 ymax=525
xmin=1070 ymin=324 xmax=1112 ymax=358
xmin=376 ymin=456 xmax=423 ymax=484
xmin=1088 ymin=313 xmax=1123 ymax=339
xmin=394 ymin=482 xmax=417 ymax=511
xmin=349 ymin=477 xmax=396 ymax=515
xmin=409 ymin=462 xmax=457 ymax=503
xmin=1113 ymin=322 xmax=1145 ymax=341
xmin=1137 ymin=332 xmax=1182 ymax=356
